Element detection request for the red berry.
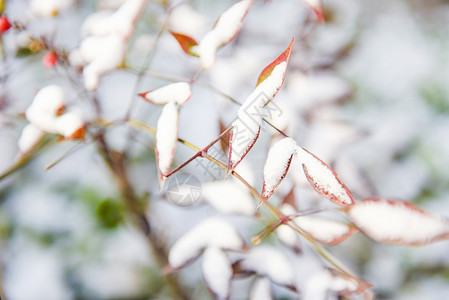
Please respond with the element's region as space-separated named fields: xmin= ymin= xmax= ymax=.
xmin=0 ymin=16 xmax=11 ymax=34
xmin=43 ymin=51 xmax=58 ymax=69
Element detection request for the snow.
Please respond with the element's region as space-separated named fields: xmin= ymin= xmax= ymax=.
xmin=168 ymin=217 xmax=243 ymax=269
xmin=17 ymin=124 xmax=44 ymax=155
xmin=238 ymin=62 xmax=288 ymax=119
xmin=25 ymin=85 xmax=66 ymax=134
xmin=296 ymin=146 xmax=354 ymax=206
xmin=55 ymin=110 xmax=85 ymax=138
xmin=303 ymin=269 xmax=359 ymax=300
xmin=202 ymin=180 xmax=256 ymax=215
xmin=250 ymin=277 xmax=273 ymax=300
xmin=346 ymin=199 xmax=449 ymax=245
xmin=191 ymin=0 xmax=252 ymax=68
xmin=294 ymin=216 xmax=355 ymax=245
xmin=82 ymin=0 xmax=146 ymax=39
xmin=156 ymin=102 xmax=179 ymax=176
xmin=81 ymin=34 xmax=128 ymax=90
xmin=28 ymin=84 xmax=65 ymax=115
xmin=228 ymin=62 xmax=288 ymax=170
xmin=70 ymin=0 xmax=144 ymax=90
xmin=202 ymin=247 xmax=232 ymax=300
xmin=141 ymin=82 xmax=191 ymax=106
xmin=262 ymin=137 xmax=297 ymax=198
xmin=240 ymin=245 xmax=295 ymax=288
xmin=228 ymin=117 xmax=261 ymax=170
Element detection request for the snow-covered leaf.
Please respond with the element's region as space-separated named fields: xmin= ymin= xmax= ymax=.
xmin=55 ymin=110 xmax=86 ymax=140
xmin=202 ymin=247 xmax=233 ymax=300
xmin=155 ymin=102 xmax=179 ymax=187
xmin=297 ymin=147 xmax=354 ymax=207
xmin=304 ymin=269 xmax=372 ymax=299
xmin=238 ymin=245 xmax=296 ymax=289
xmin=190 ymin=0 xmax=252 ymax=68
xmin=227 ymin=117 xmax=261 ymax=174
xmin=256 ymin=38 xmax=293 ymax=88
xmin=169 ymin=31 xmax=198 ymax=56
xmin=227 ymin=41 xmax=293 ymax=173
xmin=25 ymin=85 xmax=66 ymax=134
xmin=345 ymin=198 xmax=449 ymax=245
xmin=202 ymin=180 xmax=256 ymax=215
xmin=168 ymin=217 xmax=244 ymax=270
xmin=139 ymin=82 xmax=191 ymax=106
xmin=294 ymin=216 xmax=357 ymax=246
xmin=17 ymin=124 xmax=44 ymax=155
xmin=250 ymin=277 xmax=273 ymax=300
xmin=262 ymin=137 xmax=297 ymax=200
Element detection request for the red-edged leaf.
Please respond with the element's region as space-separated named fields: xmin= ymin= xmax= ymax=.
xmin=169 ymin=31 xmax=198 ymax=56
xmin=261 ymin=137 xmax=297 ymax=201
xmin=139 ymin=82 xmax=192 ymax=106
xmin=303 ymin=0 xmax=325 ymax=23
xmin=328 ymin=269 xmax=373 ymax=296
xmin=211 ymin=0 xmax=253 ymax=46
xmin=155 ymin=102 xmax=179 ymax=188
xmin=345 ymin=198 xmax=449 ymax=246
xmin=295 ymin=216 xmax=358 ymax=246
xmin=256 ymin=38 xmax=294 ymax=87
xmin=297 ymin=147 xmax=354 ymax=207
xmin=227 ymin=118 xmax=261 ymax=175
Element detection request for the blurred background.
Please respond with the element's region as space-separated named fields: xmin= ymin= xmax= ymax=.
xmin=1 ymin=0 xmax=449 ymax=299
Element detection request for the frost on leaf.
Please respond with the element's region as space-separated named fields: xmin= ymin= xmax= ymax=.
xmin=237 ymin=245 xmax=296 ymax=290
xmin=256 ymin=38 xmax=293 ymax=89
xmin=155 ymin=102 xmax=179 ymax=187
xmin=174 ymin=0 xmax=252 ymax=68
xmin=296 ymin=147 xmax=354 ymax=207
xmin=202 ymin=180 xmax=256 ymax=216
xmin=139 ymin=82 xmax=192 ymax=106
xmin=228 ymin=40 xmax=294 ymax=173
xmin=168 ymin=217 xmax=244 ymax=270
xmin=202 ymin=247 xmax=233 ymax=300
xmin=345 ymin=198 xmax=449 ymax=246
xmin=262 ymin=137 xmax=297 ymax=200
xmin=295 ymin=216 xmax=357 ymax=246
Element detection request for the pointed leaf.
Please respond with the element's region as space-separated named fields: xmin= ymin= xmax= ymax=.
xmin=155 ymin=102 xmax=179 ymax=187
xmin=328 ymin=269 xmax=373 ymax=296
xmin=294 ymin=216 xmax=358 ymax=246
xmin=169 ymin=31 xmax=198 ymax=56
xmin=202 ymin=247 xmax=233 ymax=300
xmin=297 ymin=147 xmax=354 ymax=207
xmin=261 ymin=137 xmax=297 ymax=200
xmin=256 ymin=38 xmax=294 ymax=87
xmin=193 ymin=0 xmax=253 ymax=68
xmin=139 ymin=82 xmax=192 ymax=106
xmin=227 ymin=117 xmax=261 ymax=174
xmin=345 ymin=198 xmax=449 ymax=245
